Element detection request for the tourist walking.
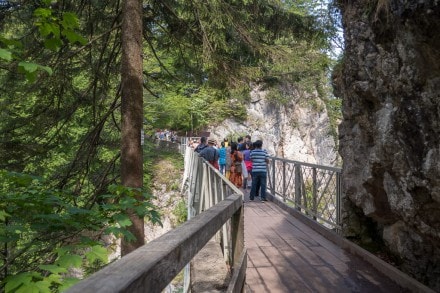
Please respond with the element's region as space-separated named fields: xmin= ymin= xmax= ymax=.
xmin=194 ymin=136 xmax=208 ymax=153
xmin=199 ymin=138 xmax=220 ymax=169
xmin=250 ymin=140 xmax=269 ymax=202
xmin=218 ymin=142 xmax=227 ymax=175
xmin=225 ymin=143 xmax=232 ymax=179
xmin=242 ymin=141 xmax=253 ymax=189
xmin=229 ymin=142 xmax=243 ymax=188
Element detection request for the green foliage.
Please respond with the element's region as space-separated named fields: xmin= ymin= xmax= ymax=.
xmin=0 ymin=171 xmax=161 ymax=291
xmin=266 ymin=87 xmax=290 ymax=105
xmin=0 ymin=48 xmax=12 ymax=61
xmin=1 ymin=3 xmax=86 ymax=82
xmin=173 ymin=200 xmax=188 ymax=226
xmin=323 ymin=97 xmax=342 ymax=149
xmin=33 ymin=8 xmax=87 ymax=51
xmin=140 ymin=0 xmax=336 ymax=131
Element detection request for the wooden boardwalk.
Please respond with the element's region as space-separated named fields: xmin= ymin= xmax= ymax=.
xmin=242 ymin=192 xmax=408 ymax=293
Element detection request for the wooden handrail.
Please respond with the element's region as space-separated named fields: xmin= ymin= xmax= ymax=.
xmin=66 ymin=194 xmax=243 ymax=293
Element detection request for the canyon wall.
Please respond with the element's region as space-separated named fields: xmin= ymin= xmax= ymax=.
xmin=210 ymin=83 xmax=339 ymax=166
xmin=334 ymin=1 xmax=440 ymax=290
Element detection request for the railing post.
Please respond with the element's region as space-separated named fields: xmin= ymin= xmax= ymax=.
xmin=282 ymin=160 xmax=287 ymax=202
xmin=312 ymin=167 xmax=317 ymax=221
xmin=294 ymin=164 xmax=301 ymax=211
xmin=231 ymin=201 xmax=244 ymax=274
xmin=271 ymin=158 xmax=276 ymax=196
xmin=336 ymin=171 xmax=342 ymax=232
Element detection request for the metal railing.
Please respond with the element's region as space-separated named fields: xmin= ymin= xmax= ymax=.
xmin=267 ymin=157 xmax=342 ymax=232
xmin=67 ymin=145 xmax=245 ymax=293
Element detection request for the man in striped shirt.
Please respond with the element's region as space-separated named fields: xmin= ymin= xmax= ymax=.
xmin=249 ymin=140 xmax=269 ymax=202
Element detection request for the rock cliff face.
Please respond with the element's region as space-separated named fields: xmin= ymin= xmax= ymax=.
xmin=334 ymin=1 xmax=440 ymax=290
xmin=210 ymin=83 xmax=338 ymax=166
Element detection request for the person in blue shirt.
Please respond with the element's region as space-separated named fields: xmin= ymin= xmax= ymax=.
xmin=249 ymin=140 xmax=269 ymax=202
xmin=218 ymin=141 xmax=227 ymax=175
xmin=194 ymin=136 xmax=208 ymax=153
xmin=199 ymin=138 xmax=220 ymax=169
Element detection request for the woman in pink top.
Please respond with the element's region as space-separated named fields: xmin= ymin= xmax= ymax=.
xmin=242 ymin=142 xmax=253 ymax=189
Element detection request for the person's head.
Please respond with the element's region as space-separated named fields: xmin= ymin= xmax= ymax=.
xmin=237 ymin=137 xmax=243 ymax=143
xmin=245 ymin=141 xmax=252 ymax=149
xmin=207 ymin=138 xmax=215 ymax=146
xmin=245 ymin=135 xmax=251 ymax=142
xmin=230 ymin=142 xmax=238 ymax=153
xmin=253 ymin=140 xmax=263 ymax=149
xmin=200 ymin=136 xmax=207 ymax=144
xmin=221 ymin=141 xmax=225 ymax=147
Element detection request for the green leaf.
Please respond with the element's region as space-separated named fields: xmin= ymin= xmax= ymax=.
xmin=5 ymin=273 xmax=33 ymax=293
xmin=61 ymin=13 xmax=79 ymax=29
xmin=0 ymin=37 xmax=22 ymax=48
xmin=46 ymin=273 xmax=62 ymax=284
xmin=67 ymin=206 xmax=92 ymax=215
xmin=56 ymin=254 xmax=83 ymax=268
xmin=34 ymin=280 xmax=52 ymax=293
xmin=39 ymin=65 xmax=53 ymax=75
xmin=104 ymin=226 xmax=121 ymax=237
xmin=0 ymin=210 xmax=10 ymax=221
xmin=85 ymin=245 xmax=108 ymax=264
xmin=33 ymin=8 xmax=52 ymax=18
xmin=63 ymin=30 xmax=87 ymax=45
xmin=18 ymin=62 xmax=39 ymax=73
xmin=25 ymin=71 xmax=38 ymax=82
xmin=38 ymin=22 xmax=55 ymax=37
xmin=39 ymin=264 xmax=67 ymax=274
xmin=15 ymin=283 xmax=40 ymax=293
xmin=0 ymin=48 xmax=12 ymax=61
xmin=44 ymin=38 xmax=62 ymax=51
xmin=113 ymin=213 xmax=132 ymax=227
xmin=121 ymin=230 xmax=136 ymax=242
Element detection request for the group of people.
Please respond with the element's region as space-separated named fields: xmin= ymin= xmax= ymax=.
xmin=155 ymin=129 xmax=178 ymax=142
xmin=192 ymin=135 xmax=269 ymax=202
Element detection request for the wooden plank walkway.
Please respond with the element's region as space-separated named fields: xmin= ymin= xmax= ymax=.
xmin=242 ymin=192 xmax=408 ymax=293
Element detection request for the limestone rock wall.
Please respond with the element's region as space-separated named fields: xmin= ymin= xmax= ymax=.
xmin=334 ymin=0 xmax=440 ymax=290
xmin=210 ymin=83 xmax=338 ymax=166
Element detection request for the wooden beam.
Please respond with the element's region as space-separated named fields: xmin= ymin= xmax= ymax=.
xmin=66 ymin=194 xmax=243 ymax=293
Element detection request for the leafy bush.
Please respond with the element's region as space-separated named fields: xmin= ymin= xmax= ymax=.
xmin=0 ymin=171 xmax=160 ymax=292
xmin=173 ymin=199 xmax=188 ymax=226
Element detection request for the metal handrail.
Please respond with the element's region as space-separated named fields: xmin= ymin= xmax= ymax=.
xmin=267 ymin=156 xmax=342 ymax=232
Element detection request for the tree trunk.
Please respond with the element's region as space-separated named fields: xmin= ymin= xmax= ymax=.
xmin=120 ymin=0 xmax=144 ymax=256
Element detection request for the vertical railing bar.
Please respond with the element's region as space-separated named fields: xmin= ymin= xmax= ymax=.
xmin=301 ymin=167 xmax=308 ymax=214
xmin=230 ymin=200 xmax=244 ymax=275
xmin=312 ymin=167 xmax=317 ymax=221
xmin=271 ymin=158 xmax=276 ymax=196
xmin=222 ymin=179 xmax=230 ymax=265
xmin=336 ymin=171 xmax=342 ymax=233
xmin=294 ymin=163 xmax=301 ymax=211
xmin=282 ymin=160 xmax=286 ymax=202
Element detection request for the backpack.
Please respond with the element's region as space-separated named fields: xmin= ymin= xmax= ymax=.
xmin=234 ymin=152 xmax=243 ymax=173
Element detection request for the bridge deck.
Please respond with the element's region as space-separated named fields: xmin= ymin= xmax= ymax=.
xmin=243 ymin=192 xmax=407 ymax=293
